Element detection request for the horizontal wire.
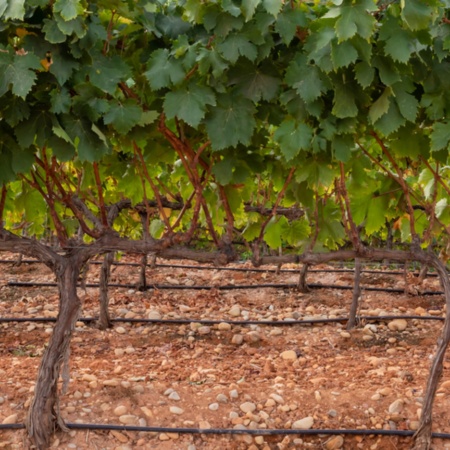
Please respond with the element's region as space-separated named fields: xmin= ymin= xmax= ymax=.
xmin=5 ymin=280 xmax=444 ymax=295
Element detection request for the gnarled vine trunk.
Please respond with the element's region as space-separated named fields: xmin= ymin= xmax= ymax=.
xmin=412 ymin=254 xmax=450 ymax=450
xmin=347 ymin=258 xmax=362 ymax=330
xmin=98 ymin=251 xmax=114 ymax=329
xmin=26 ymin=259 xmax=82 ymax=450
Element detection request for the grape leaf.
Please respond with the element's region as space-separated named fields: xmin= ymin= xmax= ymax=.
xmin=275 ymin=7 xmax=306 ymax=45
xmin=163 ymin=83 xmax=216 ymax=128
xmin=354 ymin=61 xmax=374 ymax=88
xmin=2 ymin=96 xmax=30 ymax=126
xmin=212 ymin=157 xmax=234 ymax=185
xmin=242 ymin=0 xmax=261 ymax=21
xmin=0 ymin=51 xmax=41 ymax=98
xmin=373 ymin=101 xmax=405 ymax=136
xmin=145 ymin=48 xmax=185 ymax=90
xmin=50 ymin=87 xmax=71 ymax=114
xmin=217 ymin=33 xmax=257 ymax=63
xmin=2 ymin=0 xmax=25 ymax=19
xmin=392 ymin=84 xmax=419 ymax=122
xmin=380 ymin=23 xmax=414 ymax=64
xmin=430 ymin=121 xmax=450 ymax=152
xmin=103 ymin=100 xmax=142 ymax=134
xmin=54 ymin=0 xmax=83 ymax=21
xmin=283 ymin=218 xmax=311 ymax=246
xmin=264 ymin=216 xmax=287 ymax=248
xmin=366 ymin=196 xmax=389 ymax=235
xmin=401 ymin=0 xmax=436 ymax=31
xmin=197 ymin=47 xmax=229 ymax=78
xmin=62 ymin=115 xmax=109 ymax=162
xmin=331 ymin=40 xmax=358 ymax=70
xmin=89 ymin=54 xmax=131 ymax=94
xmin=42 ymin=18 xmax=67 ymax=43
xmin=228 ymin=60 xmax=281 ymax=102
xmin=49 ymin=48 xmax=80 ymax=84
xmin=332 ymin=134 xmax=353 ymax=163
xmin=263 ymin=0 xmax=282 ymax=17
xmin=369 ymin=87 xmax=391 ymax=124
xmin=274 ymin=119 xmax=313 ymax=161
xmin=205 ymin=94 xmax=256 ymax=150
xmin=332 ymin=81 xmax=358 ymax=119
xmin=324 ymin=0 xmax=377 ymax=42
xmin=285 ymin=55 xmax=326 ymax=103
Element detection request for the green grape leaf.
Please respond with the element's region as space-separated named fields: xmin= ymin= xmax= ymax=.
xmin=103 ymin=100 xmax=142 ymax=134
xmin=50 ymin=87 xmax=71 ymax=114
xmin=326 ymin=0 xmax=377 ymax=42
xmin=366 ymin=196 xmax=389 ymax=235
xmin=42 ymin=19 xmax=67 ymax=43
xmin=205 ymin=94 xmax=256 ymax=150
xmin=372 ymin=56 xmax=401 ymax=86
xmin=228 ymin=60 xmax=280 ymax=102
xmin=401 ymin=0 xmax=436 ymax=31
xmin=274 ymin=119 xmax=313 ymax=161
xmin=285 ymin=55 xmax=326 ymax=103
xmin=1 ymin=0 xmax=25 ymax=19
xmin=392 ymin=84 xmax=419 ymax=122
xmin=163 ymin=83 xmax=216 ymax=128
xmin=332 ymin=134 xmax=353 ymax=163
xmin=89 ymin=54 xmax=131 ymax=94
xmin=197 ymin=47 xmax=228 ymax=78
xmin=0 ymin=51 xmax=41 ymax=98
xmin=145 ymin=48 xmax=185 ymax=89
xmin=380 ymin=22 xmax=414 ymax=64
xmin=150 ymin=219 xmax=165 ymax=239
xmin=14 ymin=110 xmax=52 ymax=148
xmin=11 ymin=146 xmax=35 ymax=174
xmin=283 ymin=218 xmax=311 ymax=246
xmin=264 ymin=216 xmax=288 ymax=248
xmin=54 ymin=0 xmax=84 ymax=21
xmin=217 ymin=33 xmax=258 ymax=63
xmin=354 ymin=61 xmax=374 ymax=88
xmin=418 ymin=168 xmax=435 ymax=200
xmin=263 ymin=0 xmax=282 ymax=17
xmin=331 ymin=40 xmax=358 ymax=70
xmin=62 ymin=116 xmax=109 ymax=162
xmin=373 ymin=101 xmax=405 ymax=136
xmin=430 ymin=121 xmax=450 ymax=152
xmin=3 ymin=96 xmax=30 ymax=126
xmin=391 ymin=126 xmax=429 ymax=159
xmin=242 ymin=0 xmax=261 ymax=21
xmin=212 ymin=157 xmax=234 ymax=185
xmin=332 ymin=82 xmax=358 ymax=119
xmin=369 ymin=87 xmax=392 ymax=124
xmin=49 ymin=49 xmax=80 ymax=84
xmin=275 ymin=7 xmax=306 ymax=45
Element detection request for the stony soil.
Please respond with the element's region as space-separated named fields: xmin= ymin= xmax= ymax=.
xmin=1 ymin=255 xmax=450 ymax=450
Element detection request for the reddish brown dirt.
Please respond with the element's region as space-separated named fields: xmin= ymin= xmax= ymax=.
xmin=1 ymin=256 xmax=450 ymax=450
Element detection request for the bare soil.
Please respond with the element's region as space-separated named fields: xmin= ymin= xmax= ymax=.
xmin=1 ymin=255 xmax=450 ymax=450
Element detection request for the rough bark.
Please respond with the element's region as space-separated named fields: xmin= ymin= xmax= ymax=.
xmin=347 ymin=258 xmax=362 ymax=330
xmin=26 ymin=260 xmax=82 ymax=449
xmin=297 ymin=263 xmax=310 ymax=293
xmin=412 ymin=253 xmax=450 ymax=450
xmin=138 ymin=254 xmax=148 ymax=291
xmin=98 ymin=252 xmax=114 ymax=329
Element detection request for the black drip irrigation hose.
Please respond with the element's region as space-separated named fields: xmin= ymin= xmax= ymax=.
xmin=0 ymin=258 xmax=440 ymax=277
xmin=1 ymin=423 xmax=449 ymax=440
xmin=0 ymin=315 xmax=444 ymax=325
xmin=5 ymin=280 xmax=445 ymax=295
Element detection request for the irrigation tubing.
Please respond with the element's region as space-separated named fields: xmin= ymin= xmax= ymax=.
xmin=0 ymin=315 xmax=444 ymax=325
xmin=0 ymin=258 xmax=440 ymax=277
xmin=5 ymin=280 xmax=445 ymax=296
xmin=1 ymin=422 xmax=449 ymax=440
